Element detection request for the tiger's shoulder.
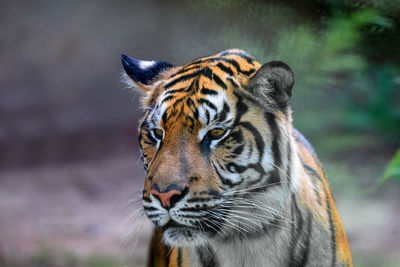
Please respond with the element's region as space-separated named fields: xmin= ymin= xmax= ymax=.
xmin=293 ymin=128 xmax=353 ymax=266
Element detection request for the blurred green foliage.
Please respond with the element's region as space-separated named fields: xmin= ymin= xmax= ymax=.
xmin=188 ymin=0 xmax=400 ymax=141
xmin=345 ymin=66 xmax=400 ymax=139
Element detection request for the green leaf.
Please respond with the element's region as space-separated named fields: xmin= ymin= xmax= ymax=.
xmin=366 ymin=149 xmax=400 ymax=193
xmin=382 ymin=149 xmax=400 ymax=183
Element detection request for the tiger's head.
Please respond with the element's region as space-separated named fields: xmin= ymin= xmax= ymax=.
xmin=122 ymin=49 xmax=296 ymax=247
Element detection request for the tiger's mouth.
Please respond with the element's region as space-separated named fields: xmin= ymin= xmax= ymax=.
xmin=162 ymin=221 xmax=211 ymax=246
xmin=161 ymin=219 xmax=217 ymax=246
xmin=163 ymin=219 xmax=218 ymax=235
xmin=163 ymin=220 xmax=201 ymax=231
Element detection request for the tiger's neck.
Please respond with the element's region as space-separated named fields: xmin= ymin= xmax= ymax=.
xmin=206 ymin=206 xmax=295 ymax=267
xmin=192 ymin=193 xmax=337 ymax=267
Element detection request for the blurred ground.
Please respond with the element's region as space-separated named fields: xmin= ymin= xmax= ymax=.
xmin=0 ymin=0 xmax=399 ymax=266
xmin=0 ymin=152 xmax=152 ymax=266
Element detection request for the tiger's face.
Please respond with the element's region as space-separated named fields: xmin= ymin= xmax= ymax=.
xmin=122 ymin=49 xmax=294 ymax=247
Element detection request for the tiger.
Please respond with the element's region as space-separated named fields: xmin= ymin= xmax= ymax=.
xmin=121 ymin=49 xmax=353 ymax=267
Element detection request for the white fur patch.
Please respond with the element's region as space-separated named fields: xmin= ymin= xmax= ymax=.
xmin=138 ymin=60 xmax=156 ymax=70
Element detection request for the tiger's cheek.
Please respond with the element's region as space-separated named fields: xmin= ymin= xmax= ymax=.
xmin=187 ymin=174 xmax=215 ymax=196
xmin=185 ymin=145 xmax=223 ymax=194
xmin=142 ymin=176 xmax=152 ymax=200
xmin=213 ymin=130 xmax=247 ymax=165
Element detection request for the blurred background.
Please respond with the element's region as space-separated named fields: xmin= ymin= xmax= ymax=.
xmin=0 ymin=0 xmax=399 ymax=266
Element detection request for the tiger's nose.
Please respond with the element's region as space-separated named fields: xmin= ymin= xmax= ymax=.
xmin=150 ymin=184 xmax=188 ymax=209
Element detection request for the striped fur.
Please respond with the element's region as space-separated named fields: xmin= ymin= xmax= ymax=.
xmin=121 ymin=49 xmax=352 ymax=266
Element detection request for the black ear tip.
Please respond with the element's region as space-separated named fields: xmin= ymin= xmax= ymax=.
xmin=121 ymin=53 xmax=132 ymax=67
xmin=265 ymin=60 xmax=294 ymax=87
xmin=120 ymin=53 xmax=173 ymax=85
xmin=266 ymin=61 xmax=293 ymax=74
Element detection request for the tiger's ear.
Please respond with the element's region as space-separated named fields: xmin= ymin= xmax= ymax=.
xmin=247 ymin=61 xmax=294 ymax=109
xmin=121 ymin=53 xmax=173 ymax=93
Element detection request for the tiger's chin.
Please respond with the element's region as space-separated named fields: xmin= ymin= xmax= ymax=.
xmin=162 ymin=223 xmax=212 ymax=247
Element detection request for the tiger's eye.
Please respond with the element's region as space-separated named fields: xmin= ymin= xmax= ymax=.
xmin=153 ymin=129 xmax=163 ymax=139
xmin=208 ymin=128 xmax=227 ymax=139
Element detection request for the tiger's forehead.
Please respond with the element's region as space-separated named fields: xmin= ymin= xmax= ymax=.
xmin=164 ymin=49 xmax=260 ymax=90
xmin=149 ymin=49 xmax=261 ymax=130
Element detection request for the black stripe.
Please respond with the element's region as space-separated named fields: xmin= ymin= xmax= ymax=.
xmin=302 ymin=161 xmax=323 ymax=182
xmin=193 ymin=107 xmax=199 ymax=121
xmin=288 ymin=194 xmax=304 ymax=267
xmin=212 ymin=72 xmax=227 ymax=89
xmin=138 ymin=132 xmax=143 ymax=146
xmin=143 ymin=206 xmax=157 ymax=211
xmin=143 ymin=196 xmax=151 ymax=202
xmin=165 ymin=87 xmax=186 ymax=95
xmin=143 ymin=105 xmax=155 ymax=123
xmin=171 ymin=65 xmax=201 ymax=78
xmin=140 ymin=120 xmax=150 ymax=130
xmin=186 ymin=78 xmax=200 ymax=93
xmin=233 ymin=93 xmax=248 ymax=125
xmin=186 ymin=97 xmax=195 ymax=108
xmin=221 ymin=58 xmax=241 ymax=73
xmin=200 ymin=87 xmax=218 ymax=95
xmin=215 ymin=102 xmax=230 ymax=123
xmin=230 ymin=129 xmax=244 ymax=144
xmin=184 ymin=57 xmax=221 ymax=68
xmin=232 ymin=144 xmax=244 ymax=155
xmin=161 ymin=111 xmax=168 ymax=126
xmin=180 ymin=207 xmax=202 ymax=212
xmin=228 ymin=163 xmax=264 ymax=179
xmin=165 ymin=70 xmax=203 ymax=89
xmin=198 ymin=98 xmax=217 ymax=111
xmin=242 ymin=68 xmax=256 ymax=76
xmin=186 ymin=116 xmax=196 ymax=130
xmin=227 ymin=77 xmax=239 ymax=88
xmin=184 ymin=53 xmax=255 ymax=72
xmin=298 ymin=212 xmax=312 ymax=267
xmin=216 ymin=62 xmax=234 ymax=76
xmin=164 ymin=67 xmax=216 ymax=90
xmin=160 ymin=95 xmax=174 ymax=105
xmin=213 ymin=163 xmax=242 ymax=187
xmin=185 ymin=57 xmax=254 ymax=76
xmin=147 ymin=214 xmax=162 ymax=219
xmin=226 ymin=162 xmax=265 ymax=174
xmin=177 ymin=248 xmax=182 ymax=267
xmin=221 ymin=58 xmax=256 ymax=76
xmin=205 ymin=109 xmax=210 ymax=124
xmin=239 ymin=121 xmax=265 ymax=158
xmin=302 ymin=160 xmax=323 ymax=205
xmin=165 ymin=246 xmax=171 ymax=267
xmin=264 ymin=113 xmax=282 ymax=183
xmin=287 ymin=142 xmax=292 ymax=182
xmin=202 ymin=67 xmax=213 ymax=79
xmin=197 ymin=246 xmax=218 ymax=267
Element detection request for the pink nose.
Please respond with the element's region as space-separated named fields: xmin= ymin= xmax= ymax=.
xmin=150 ymin=189 xmax=183 ymax=209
